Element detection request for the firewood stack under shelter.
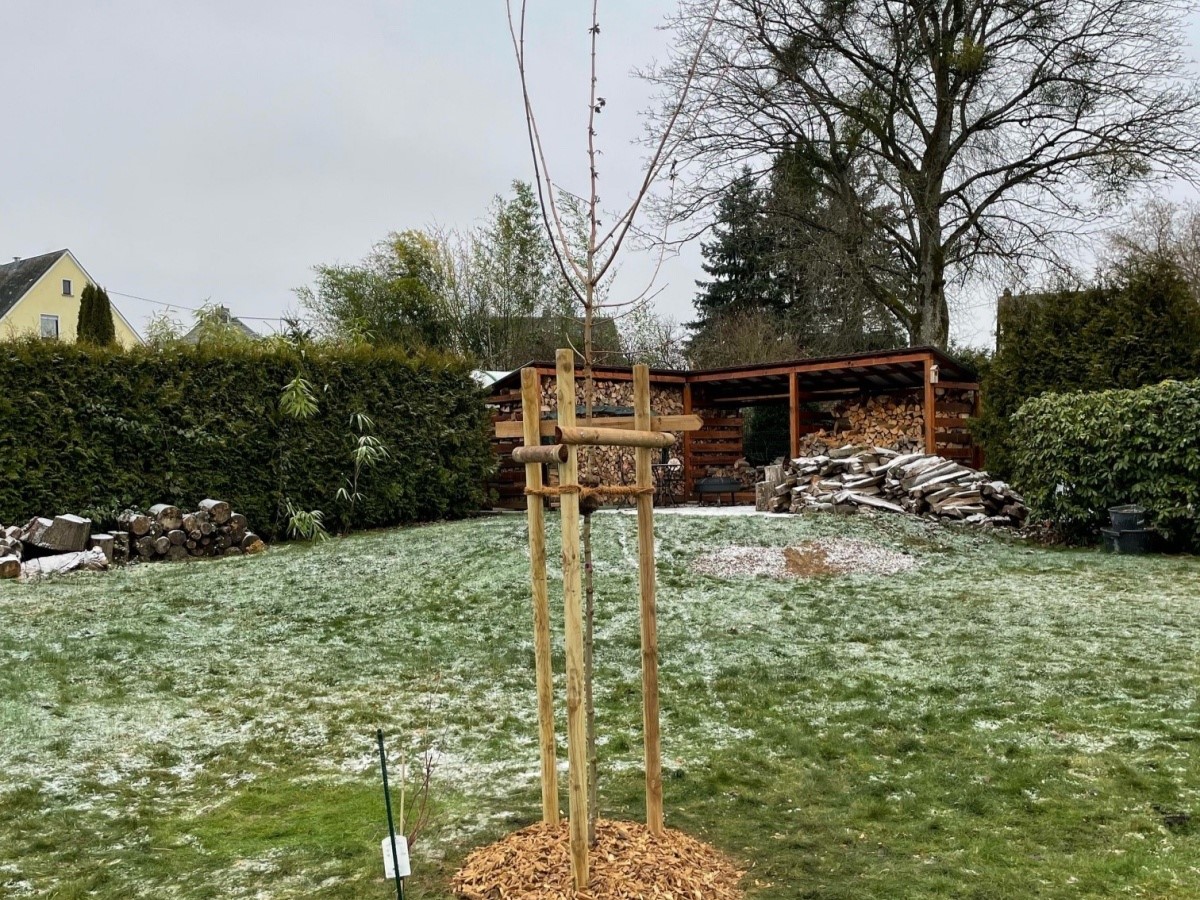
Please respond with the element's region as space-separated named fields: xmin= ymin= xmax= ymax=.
xmin=0 ymin=499 xmax=265 ymax=579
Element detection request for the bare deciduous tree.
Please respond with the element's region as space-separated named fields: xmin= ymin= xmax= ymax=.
xmin=653 ymin=0 xmax=1200 ymax=346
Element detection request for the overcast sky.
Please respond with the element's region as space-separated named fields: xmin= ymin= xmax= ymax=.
xmin=3 ymin=2 xmax=1198 ymax=349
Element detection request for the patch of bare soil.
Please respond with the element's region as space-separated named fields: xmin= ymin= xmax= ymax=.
xmin=451 ymin=818 xmax=744 ymax=900
xmin=693 ymin=538 xmax=918 ymax=579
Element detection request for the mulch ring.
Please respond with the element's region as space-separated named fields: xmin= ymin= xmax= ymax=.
xmin=451 ymin=818 xmax=745 ymax=900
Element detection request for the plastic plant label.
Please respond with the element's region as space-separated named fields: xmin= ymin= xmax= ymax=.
xmin=382 ymin=835 xmax=411 ymax=879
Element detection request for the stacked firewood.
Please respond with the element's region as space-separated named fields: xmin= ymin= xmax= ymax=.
xmin=757 ymin=447 xmax=1028 ymax=527
xmin=118 ymin=500 xmax=265 ymax=563
xmin=798 ymin=394 xmax=925 ymax=456
xmin=0 ymin=500 xmax=265 ymax=579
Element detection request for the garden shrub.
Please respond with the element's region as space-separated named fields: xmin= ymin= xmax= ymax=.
xmin=1010 ymin=379 xmax=1200 ymax=550
xmin=0 ymin=339 xmax=494 ymax=538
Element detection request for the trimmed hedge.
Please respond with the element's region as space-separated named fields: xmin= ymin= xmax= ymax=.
xmin=1010 ymin=379 xmax=1200 ymax=549
xmin=976 ymin=258 xmax=1200 ymax=477
xmin=0 ymin=340 xmax=494 ymax=538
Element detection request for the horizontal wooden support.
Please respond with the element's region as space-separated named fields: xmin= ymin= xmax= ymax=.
xmin=686 ymin=350 xmax=935 ymax=383
xmin=935 ymin=417 xmax=971 ymax=429
xmin=936 ymin=381 xmax=980 ymax=392
xmin=555 ymin=425 xmax=676 ymax=449
xmin=513 ymin=444 xmax=569 ymax=464
xmin=688 ymin=441 xmax=744 ymax=453
xmin=495 ymin=414 xmax=702 ymax=440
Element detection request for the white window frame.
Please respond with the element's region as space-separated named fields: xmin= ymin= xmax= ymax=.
xmin=62 ymin=279 xmax=72 ymax=296
xmin=40 ymin=314 xmax=60 ymax=340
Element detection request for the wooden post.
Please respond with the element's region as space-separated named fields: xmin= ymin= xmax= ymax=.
xmin=682 ymin=382 xmax=694 ymax=501
xmin=555 ymin=350 xmax=589 ymax=890
xmin=521 ymin=367 xmax=559 ymax=825
xmin=633 ymin=364 xmax=665 ymax=835
xmin=923 ymin=356 xmax=937 ymax=455
xmin=788 ymin=371 xmax=801 ymax=460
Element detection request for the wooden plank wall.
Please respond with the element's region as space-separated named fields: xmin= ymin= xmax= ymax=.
xmin=931 ymin=387 xmax=977 ymax=463
xmin=684 ymin=410 xmax=744 ymax=480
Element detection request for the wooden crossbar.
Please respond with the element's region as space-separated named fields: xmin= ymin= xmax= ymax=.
xmin=555 ymin=425 xmax=675 ymax=449
xmin=494 ymin=413 xmax=702 ymax=439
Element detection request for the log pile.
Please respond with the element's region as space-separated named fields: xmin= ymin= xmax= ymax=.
xmin=0 ymin=500 xmax=265 ymax=580
xmin=798 ymin=394 xmax=925 ymax=456
xmin=119 ymin=500 xmax=265 ymax=563
xmin=757 ymin=447 xmax=1028 ymax=527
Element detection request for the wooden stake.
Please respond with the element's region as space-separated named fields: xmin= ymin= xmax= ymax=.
xmin=682 ymin=383 xmax=695 ymax=501
xmin=556 ymin=350 xmax=589 ymax=890
xmin=512 ymin=443 xmax=569 ymax=465
xmin=923 ymin=356 xmax=937 ymax=455
xmin=521 ymin=368 xmax=559 ymax=825
xmin=633 ymin=364 xmax=664 ymax=836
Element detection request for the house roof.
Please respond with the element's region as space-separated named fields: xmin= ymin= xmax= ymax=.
xmin=0 ymin=250 xmax=68 ymax=320
xmin=181 ymin=306 xmax=259 ymax=343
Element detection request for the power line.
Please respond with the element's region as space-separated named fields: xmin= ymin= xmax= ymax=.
xmin=107 ymin=290 xmax=289 ymax=323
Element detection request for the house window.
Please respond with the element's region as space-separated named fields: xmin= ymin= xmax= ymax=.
xmin=62 ymin=279 xmax=72 ymax=296
xmin=40 ymin=314 xmax=59 ymax=340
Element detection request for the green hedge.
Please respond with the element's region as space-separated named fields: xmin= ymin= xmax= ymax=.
xmin=1010 ymin=379 xmax=1200 ymax=549
xmin=976 ymin=258 xmax=1200 ymax=477
xmin=0 ymin=340 xmax=494 ymax=538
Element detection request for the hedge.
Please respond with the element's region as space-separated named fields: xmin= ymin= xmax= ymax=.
xmin=976 ymin=258 xmax=1200 ymax=477
xmin=1010 ymin=379 xmax=1200 ymax=550
xmin=0 ymin=339 xmax=495 ymax=538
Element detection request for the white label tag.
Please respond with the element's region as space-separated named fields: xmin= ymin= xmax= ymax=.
xmin=381 ymin=835 xmax=411 ymax=879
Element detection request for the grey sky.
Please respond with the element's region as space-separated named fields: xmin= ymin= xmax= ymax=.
xmin=3 ymin=2 xmax=1198 ymax=349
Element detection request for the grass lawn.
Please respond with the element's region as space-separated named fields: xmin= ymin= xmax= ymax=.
xmin=2 ymin=508 xmax=1200 ymax=898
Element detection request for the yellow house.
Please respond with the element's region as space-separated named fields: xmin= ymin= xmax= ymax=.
xmin=0 ymin=249 xmax=141 ymax=348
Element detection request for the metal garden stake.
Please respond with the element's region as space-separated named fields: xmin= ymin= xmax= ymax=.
xmin=377 ymin=729 xmax=406 ymax=900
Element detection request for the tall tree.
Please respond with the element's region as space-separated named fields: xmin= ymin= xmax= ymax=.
xmin=656 ymin=0 xmax=1200 ymax=346
xmin=694 ymin=169 xmax=781 ymax=323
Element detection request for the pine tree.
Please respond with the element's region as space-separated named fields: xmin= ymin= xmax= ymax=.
xmin=693 ymin=168 xmax=780 ymax=326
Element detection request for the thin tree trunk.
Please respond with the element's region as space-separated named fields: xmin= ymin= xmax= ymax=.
xmin=583 ymin=509 xmax=598 ymax=846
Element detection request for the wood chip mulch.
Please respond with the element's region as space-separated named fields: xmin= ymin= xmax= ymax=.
xmin=451 ymin=818 xmax=745 ymax=900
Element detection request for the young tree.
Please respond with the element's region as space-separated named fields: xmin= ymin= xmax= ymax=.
xmin=506 ymin=0 xmax=723 ymax=868
xmin=655 ymin=0 xmax=1200 ymax=347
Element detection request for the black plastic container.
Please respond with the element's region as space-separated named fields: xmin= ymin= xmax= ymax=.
xmin=1108 ymin=504 xmax=1148 ymax=531
xmin=1101 ymin=527 xmax=1155 ymax=554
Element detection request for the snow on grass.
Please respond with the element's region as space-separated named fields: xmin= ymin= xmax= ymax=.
xmin=1 ymin=511 xmax=1199 ymax=898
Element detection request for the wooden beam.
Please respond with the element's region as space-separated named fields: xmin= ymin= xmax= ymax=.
xmin=708 ymin=392 xmax=790 ymax=404
xmin=520 ymin=368 xmax=558 ymax=826
xmin=923 ymin=356 xmax=937 ymax=455
xmin=682 ymin=384 xmax=694 ymax=500
xmin=684 ymin=350 xmax=935 ymax=383
xmin=512 ymin=443 xmax=569 ymax=464
xmin=555 ymin=350 xmax=588 ymax=891
xmin=495 ymin=413 xmax=702 ymax=440
xmin=633 ymin=365 xmax=664 ymax=836
xmin=556 ymin=426 xmax=675 ymax=449
xmin=789 ymin=371 xmax=801 ymax=459
xmin=936 ymin=381 xmax=980 ymax=392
